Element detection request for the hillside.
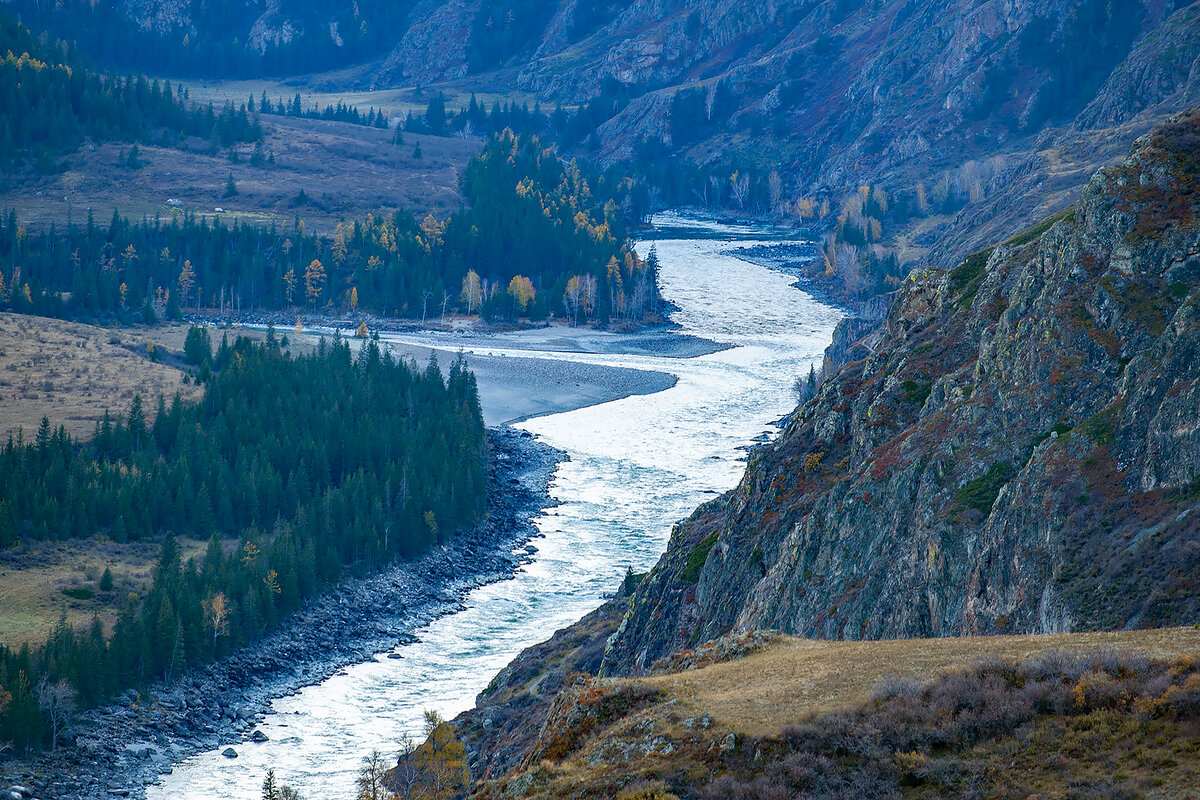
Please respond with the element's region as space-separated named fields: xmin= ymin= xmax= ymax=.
xmin=469 ymin=629 xmax=1200 ymax=799
xmin=449 ymin=107 xmax=1200 ymax=783
xmin=603 ymin=108 xmax=1200 ymax=670
xmin=21 ymin=0 xmax=1200 ymax=270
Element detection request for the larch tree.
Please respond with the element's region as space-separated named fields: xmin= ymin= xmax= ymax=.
xmin=415 ymin=711 xmax=468 ymax=800
xmin=304 ymin=259 xmax=325 ymax=306
xmin=178 ymin=259 xmax=196 ymax=309
xmin=283 ymin=268 xmax=296 ymax=306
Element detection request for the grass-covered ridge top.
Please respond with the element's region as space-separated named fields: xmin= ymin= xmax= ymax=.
xmin=472 ymin=630 xmax=1200 ymax=800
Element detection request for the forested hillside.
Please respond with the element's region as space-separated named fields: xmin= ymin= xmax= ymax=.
xmin=22 ymin=0 xmax=1198 ymax=306
xmin=0 ymin=132 xmax=659 ymax=325
xmin=0 ymin=332 xmax=486 ymax=750
xmin=0 ymin=13 xmax=261 ymax=167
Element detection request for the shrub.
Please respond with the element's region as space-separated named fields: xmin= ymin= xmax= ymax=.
xmin=954 ymin=462 xmax=1015 ymax=514
xmin=681 ymin=533 xmax=718 ymax=583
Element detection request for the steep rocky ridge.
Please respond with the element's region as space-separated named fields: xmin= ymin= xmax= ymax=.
xmin=603 ymin=108 xmax=1200 ymax=673
xmin=450 ymin=109 xmax=1200 ymax=779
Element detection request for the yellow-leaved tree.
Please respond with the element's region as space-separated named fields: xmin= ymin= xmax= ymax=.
xmin=507 ymin=275 xmax=535 ymax=314
xmin=178 ymin=259 xmax=196 ymax=309
xmin=305 ymin=259 xmax=326 ymax=306
xmin=461 ymin=270 xmax=481 ymax=315
xmin=416 ymin=711 xmax=468 ymax=799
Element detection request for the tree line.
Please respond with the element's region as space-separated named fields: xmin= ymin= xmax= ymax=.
xmin=256 ymin=93 xmax=390 ymax=130
xmin=0 ymin=13 xmax=262 ymax=168
xmin=0 ymin=132 xmax=662 ymax=326
xmin=0 ymin=333 xmax=488 ymax=751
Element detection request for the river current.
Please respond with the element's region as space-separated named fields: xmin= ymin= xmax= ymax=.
xmin=148 ymin=214 xmax=843 ymax=799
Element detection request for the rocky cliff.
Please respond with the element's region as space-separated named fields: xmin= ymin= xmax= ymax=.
xmin=451 ymin=109 xmax=1200 ymax=778
xmin=603 ymin=107 xmax=1200 ymax=673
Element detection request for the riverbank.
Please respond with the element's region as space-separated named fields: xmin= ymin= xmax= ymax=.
xmin=7 ymin=427 xmax=564 ymax=800
xmin=374 ymin=338 xmax=681 ymax=426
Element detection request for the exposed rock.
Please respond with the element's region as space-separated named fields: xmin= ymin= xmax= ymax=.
xmin=221 ymin=747 xmax=238 ymax=759
xmin=601 ymin=108 xmax=1200 ymax=673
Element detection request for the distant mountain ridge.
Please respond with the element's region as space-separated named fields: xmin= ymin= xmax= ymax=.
xmin=16 ymin=0 xmax=1200 ymax=269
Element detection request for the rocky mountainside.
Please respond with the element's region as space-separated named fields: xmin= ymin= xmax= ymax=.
xmin=451 ymin=108 xmax=1200 ymax=778
xmin=603 ymin=107 xmax=1200 ymax=672
xmin=27 ymin=0 xmax=1200 ymax=266
xmin=383 ymin=0 xmax=1200 ymax=267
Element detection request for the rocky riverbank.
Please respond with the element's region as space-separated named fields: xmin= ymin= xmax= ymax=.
xmin=5 ymin=427 xmax=564 ymax=800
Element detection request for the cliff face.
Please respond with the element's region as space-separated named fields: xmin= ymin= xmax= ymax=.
xmin=601 ymin=108 xmax=1200 ymax=674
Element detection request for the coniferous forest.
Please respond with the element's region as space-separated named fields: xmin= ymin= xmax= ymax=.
xmin=0 ymin=14 xmax=261 ymax=168
xmin=0 ymin=332 xmax=487 ymax=751
xmin=0 ymin=131 xmax=660 ymax=326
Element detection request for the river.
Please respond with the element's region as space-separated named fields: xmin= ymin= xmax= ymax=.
xmin=147 ymin=214 xmax=843 ymax=800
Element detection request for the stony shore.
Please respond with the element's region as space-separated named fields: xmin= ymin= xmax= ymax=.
xmin=5 ymin=427 xmax=564 ymax=800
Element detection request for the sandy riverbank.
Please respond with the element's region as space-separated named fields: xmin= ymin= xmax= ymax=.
xmin=378 ymin=338 xmax=679 ymax=426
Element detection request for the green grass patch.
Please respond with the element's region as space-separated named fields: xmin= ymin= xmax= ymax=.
xmin=61 ymin=587 xmax=94 ymax=601
xmin=955 ymin=462 xmax=1015 ymax=514
xmin=1003 ymin=206 xmax=1077 ymax=248
xmin=682 ymin=533 xmax=719 ymax=583
xmin=948 ymin=247 xmax=995 ymax=308
xmin=900 ymin=379 xmax=932 ymax=406
xmin=1079 ymin=407 xmax=1119 ymax=446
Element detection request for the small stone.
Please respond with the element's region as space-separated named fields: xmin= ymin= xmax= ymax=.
xmin=250 ymin=730 xmax=269 ymax=742
xmin=222 ymin=747 xmax=238 ymax=759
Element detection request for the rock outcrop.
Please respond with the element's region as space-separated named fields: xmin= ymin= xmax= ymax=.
xmin=601 ymin=108 xmax=1200 ymax=674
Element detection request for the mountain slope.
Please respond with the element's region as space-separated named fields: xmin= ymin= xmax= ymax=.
xmin=449 ymin=107 xmax=1200 ymax=783
xmin=33 ymin=0 xmax=1200 ymax=270
xmin=601 ymin=108 xmax=1200 ymax=675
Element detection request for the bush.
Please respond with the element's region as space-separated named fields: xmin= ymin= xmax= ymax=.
xmin=954 ymin=462 xmax=1015 ymax=514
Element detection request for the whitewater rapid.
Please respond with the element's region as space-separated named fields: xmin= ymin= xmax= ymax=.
xmin=149 ymin=214 xmax=843 ymax=800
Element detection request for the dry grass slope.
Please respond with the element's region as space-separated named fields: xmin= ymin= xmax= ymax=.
xmin=476 ymin=629 xmax=1200 ymax=800
xmin=1 ymin=115 xmax=479 ymax=235
xmin=0 ymin=313 xmax=201 ymax=440
xmin=643 ymin=629 xmax=1200 ymax=737
xmin=0 ymin=536 xmax=208 ymax=646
